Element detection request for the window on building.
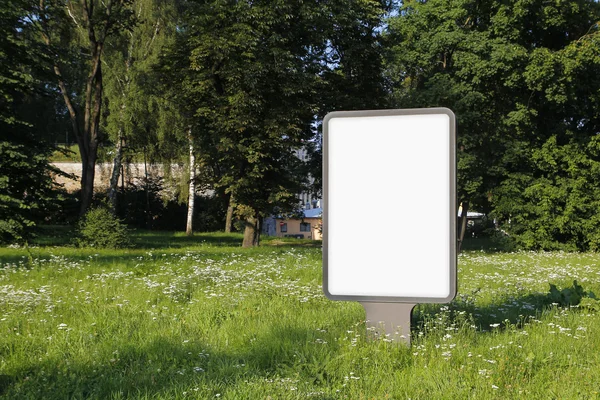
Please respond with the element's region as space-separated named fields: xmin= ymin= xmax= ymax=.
xmin=300 ymin=222 xmax=311 ymax=232
xmin=280 ymin=222 xmax=288 ymax=233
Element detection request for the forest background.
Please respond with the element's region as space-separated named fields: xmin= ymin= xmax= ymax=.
xmin=2 ymin=0 xmax=600 ymax=250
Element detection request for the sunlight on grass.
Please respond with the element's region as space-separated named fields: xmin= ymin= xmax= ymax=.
xmin=1 ymin=238 xmax=600 ymax=398
xmin=50 ymin=144 xmax=81 ymax=163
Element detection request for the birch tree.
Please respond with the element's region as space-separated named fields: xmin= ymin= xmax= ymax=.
xmin=102 ymin=0 xmax=177 ymax=213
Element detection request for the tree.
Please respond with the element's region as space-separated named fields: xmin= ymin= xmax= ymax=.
xmin=102 ymin=0 xmax=178 ymax=214
xmin=0 ymin=0 xmax=64 ymax=242
xmin=175 ymin=0 xmax=391 ymax=246
xmin=170 ymin=0 xmax=310 ymax=246
xmin=385 ymin=0 xmax=600 ymax=250
xmin=493 ymin=23 xmax=600 ymax=250
xmin=31 ymin=0 xmax=134 ymax=216
xmin=307 ymin=0 xmax=392 ymax=197
xmin=152 ymin=1 xmax=203 ymax=236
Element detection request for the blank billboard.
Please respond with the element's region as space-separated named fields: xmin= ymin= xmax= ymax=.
xmin=323 ymin=108 xmax=456 ymax=303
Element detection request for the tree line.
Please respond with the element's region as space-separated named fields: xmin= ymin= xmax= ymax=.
xmin=2 ymin=0 xmax=600 ymax=250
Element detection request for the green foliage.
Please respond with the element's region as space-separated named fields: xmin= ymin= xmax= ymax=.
xmin=108 ymin=177 xmax=227 ymax=232
xmin=171 ymin=0 xmax=322 ymax=217
xmin=385 ymin=0 xmax=600 ymax=250
xmin=25 ymin=0 xmax=137 ymax=215
xmin=77 ymin=206 xmax=131 ymax=248
xmin=0 ymin=140 xmax=59 ymax=243
xmin=579 ymin=297 xmax=600 ymax=312
xmin=0 ymin=0 xmax=66 ymax=243
xmin=160 ymin=0 xmax=390 ymax=244
xmin=548 ymin=280 xmax=599 ymax=308
xmin=6 ymin=0 xmax=600 ymax=252
xmin=102 ymin=0 xmax=180 ymax=162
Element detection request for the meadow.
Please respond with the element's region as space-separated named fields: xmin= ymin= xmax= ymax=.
xmin=1 ymin=232 xmax=600 ymax=399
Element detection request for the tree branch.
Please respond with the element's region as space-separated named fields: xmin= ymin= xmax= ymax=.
xmin=66 ymin=3 xmax=81 ymax=28
xmin=144 ymin=20 xmax=161 ymax=59
xmin=80 ymin=0 xmax=97 ymax=45
xmin=100 ymin=0 xmax=115 ymax=42
xmin=38 ymin=0 xmax=82 ymax=153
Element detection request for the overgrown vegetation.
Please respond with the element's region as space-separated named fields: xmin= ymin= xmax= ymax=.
xmin=547 ymin=280 xmax=600 ymax=309
xmin=0 ymin=0 xmax=68 ymax=243
xmin=1 ymin=237 xmax=600 ymax=398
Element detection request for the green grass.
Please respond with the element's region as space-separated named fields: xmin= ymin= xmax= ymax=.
xmin=2 ymin=232 xmax=600 ymax=398
xmin=30 ymin=227 xmax=322 ymax=249
xmin=51 ymin=145 xmax=81 ymax=163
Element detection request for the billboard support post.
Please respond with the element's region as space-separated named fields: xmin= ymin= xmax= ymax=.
xmin=360 ymin=302 xmax=415 ymax=345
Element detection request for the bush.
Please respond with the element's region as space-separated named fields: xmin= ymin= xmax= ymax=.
xmin=77 ymin=206 xmax=131 ymax=248
xmin=547 ymin=280 xmax=599 ymax=309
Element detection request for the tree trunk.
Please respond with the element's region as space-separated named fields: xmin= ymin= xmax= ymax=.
xmin=457 ymin=200 xmax=470 ymax=253
xmin=186 ymin=127 xmax=195 ymax=236
xmin=80 ymin=139 xmax=98 ymax=216
xmin=108 ymin=44 xmax=132 ymax=215
xmin=242 ymin=212 xmax=261 ymax=247
xmin=144 ymin=148 xmax=151 ymax=229
xmin=225 ymin=193 xmax=235 ymax=233
xmin=108 ymin=131 xmax=124 ymax=213
xmin=47 ymin=41 xmax=102 ymax=218
xmin=79 ymin=45 xmax=104 ymax=217
xmin=39 ymin=0 xmax=117 ymax=217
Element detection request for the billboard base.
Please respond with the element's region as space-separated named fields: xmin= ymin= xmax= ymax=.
xmin=360 ymin=302 xmax=415 ymax=346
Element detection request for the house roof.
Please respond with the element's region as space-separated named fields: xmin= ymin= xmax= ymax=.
xmin=303 ymin=208 xmax=322 ymax=218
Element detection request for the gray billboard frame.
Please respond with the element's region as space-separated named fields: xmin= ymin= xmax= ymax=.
xmin=322 ymin=107 xmax=457 ymax=304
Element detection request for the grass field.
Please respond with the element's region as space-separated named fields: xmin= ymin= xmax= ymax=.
xmin=1 ymin=232 xmax=600 ymax=399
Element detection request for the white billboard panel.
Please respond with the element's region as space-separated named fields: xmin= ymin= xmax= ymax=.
xmin=323 ymin=108 xmax=456 ymax=303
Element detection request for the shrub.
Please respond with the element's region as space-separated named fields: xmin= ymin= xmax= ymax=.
xmin=77 ymin=206 xmax=131 ymax=248
xmin=547 ymin=280 xmax=598 ymax=308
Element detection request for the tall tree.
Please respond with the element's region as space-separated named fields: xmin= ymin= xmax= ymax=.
xmin=307 ymin=0 xmax=392 ymax=197
xmin=493 ymin=20 xmax=600 ymax=250
xmin=102 ymin=0 xmax=178 ymax=213
xmin=172 ymin=0 xmax=312 ymax=246
xmin=153 ymin=0 xmax=203 ymax=236
xmin=385 ymin=0 xmax=600 ymax=250
xmin=175 ymin=0 xmax=390 ymax=246
xmin=0 ymin=0 xmax=63 ymax=242
xmin=30 ymin=0 xmax=134 ymax=216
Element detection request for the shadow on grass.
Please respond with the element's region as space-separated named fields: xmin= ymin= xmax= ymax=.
xmin=125 ymin=232 xmax=322 ymax=249
xmin=2 ymin=338 xmax=228 ymax=398
xmin=413 ymin=291 xmax=557 ymax=335
xmin=25 ymin=226 xmax=245 ymax=249
xmin=131 ymin=230 xmax=244 ymax=249
xmin=30 ymin=224 xmax=325 ymax=246
xmin=29 ymin=225 xmax=77 ymax=247
xmin=460 ymin=236 xmax=516 ymax=253
xmin=261 ymin=237 xmax=322 ymax=248
xmin=28 ymin=226 xmax=321 ymax=250
xmin=2 ymin=325 xmax=343 ymax=399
